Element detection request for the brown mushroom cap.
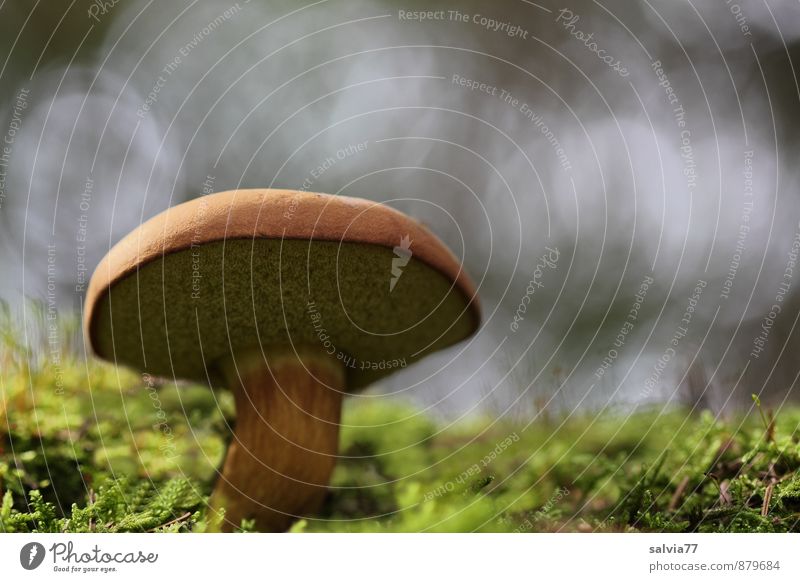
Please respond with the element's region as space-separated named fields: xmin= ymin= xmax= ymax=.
xmin=84 ymin=189 xmax=480 ymax=388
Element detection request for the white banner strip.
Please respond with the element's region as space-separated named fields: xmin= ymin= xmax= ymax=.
xmin=1 ymin=533 xmax=797 ymax=581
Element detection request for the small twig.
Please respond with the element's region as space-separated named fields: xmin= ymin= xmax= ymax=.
xmin=719 ymin=480 xmax=732 ymax=506
xmin=668 ymin=475 xmax=690 ymax=511
xmin=149 ymin=511 xmax=192 ymax=532
xmin=705 ymin=471 xmax=721 ymax=492
xmin=766 ymin=461 xmax=778 ymax=481
xmin=761 ymin=483 xmax=774 ymax=517
xmin=88 ymin=489 xmax=95 ymax=532
xmin=705 ymin=472 xmax=735 ymax=510
xmin=766 ymin=409 xmax=775 ymax=443
xmin=751 ymin=394 xmax=771 ymax=438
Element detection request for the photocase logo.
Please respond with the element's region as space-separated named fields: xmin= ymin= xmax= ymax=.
xmin=19 ymin=542 xmax=46 ymax=570
xmin=87 ymin=0 xmax=121 ymax=23
xmin=390 ymin=234 xmax=413 ymax=292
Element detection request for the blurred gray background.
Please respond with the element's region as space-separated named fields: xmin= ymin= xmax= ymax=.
xmin=1 ymin=0 xmax=799 ymax=417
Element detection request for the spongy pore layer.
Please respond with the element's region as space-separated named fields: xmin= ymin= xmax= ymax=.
xmin=92 ymin=238 xmax=474 ymax=388
xmin=85 ymin=189 xmax=480 ymax=389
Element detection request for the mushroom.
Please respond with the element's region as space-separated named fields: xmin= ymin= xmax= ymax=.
xmin=84 ymin=189 xmax=480 ymax=531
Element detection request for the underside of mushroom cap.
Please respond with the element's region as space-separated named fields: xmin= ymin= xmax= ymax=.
xmin=85 ymin=189 xmax=480 ymax=388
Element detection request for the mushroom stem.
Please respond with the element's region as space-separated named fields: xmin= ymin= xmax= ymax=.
xmin=211 ymin=345 xmax=345 ymax=532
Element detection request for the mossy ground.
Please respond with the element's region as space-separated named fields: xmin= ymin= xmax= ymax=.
xmin=1 ymin=309 xmax=799 ymax=532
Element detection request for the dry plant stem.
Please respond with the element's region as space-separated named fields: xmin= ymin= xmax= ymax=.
xmin=211 ymin=346 xmax=345 ymax=532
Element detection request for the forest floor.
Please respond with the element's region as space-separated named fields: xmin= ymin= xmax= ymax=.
xmin=2 ymin=314 xmax=799 ymax=533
